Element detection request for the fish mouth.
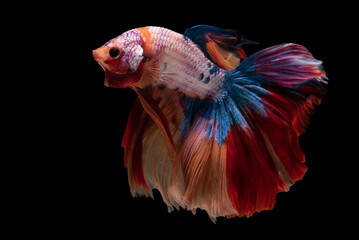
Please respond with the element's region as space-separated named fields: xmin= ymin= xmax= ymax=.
xmin=104 ymin=71 xmax=129 ymax=88
xmin=92 ymin=49 xmax=107 ymax=70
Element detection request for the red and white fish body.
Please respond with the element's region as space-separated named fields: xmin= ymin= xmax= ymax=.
xmin=142 ymin=27 xmax=226 ymax=99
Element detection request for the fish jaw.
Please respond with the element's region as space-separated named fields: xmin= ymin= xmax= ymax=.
xmin=93 ymin=49 xmax=144 ymax=88
xmin=104 ymin=69 xmax=143 ymax=88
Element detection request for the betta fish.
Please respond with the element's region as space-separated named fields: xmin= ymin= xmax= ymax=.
xmin=93 ymin=25 xmax=327 ymax=222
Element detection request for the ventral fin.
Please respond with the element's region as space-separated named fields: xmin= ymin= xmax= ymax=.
xmin=121 ymin=98 xmax=151 ymax=193
xmin=132 ymin=86 xmax=176 ymax=158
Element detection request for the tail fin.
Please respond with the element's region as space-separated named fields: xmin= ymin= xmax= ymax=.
xmin=227 ymin=43 xmax=327 ymax=135
xmin=224 ymin=43 xmax=327 ymax=217
xmin=235 ymin=43 xmax=327 ymax=87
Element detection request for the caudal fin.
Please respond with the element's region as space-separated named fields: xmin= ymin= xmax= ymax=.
xmin=224 ymin=43 xmax=327 ymax=216
xmin=229 ymin=43 xmax=327 ymax=135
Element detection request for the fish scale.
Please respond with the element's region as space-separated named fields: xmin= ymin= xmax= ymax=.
xmin=143 ymin=27 xmax=226 ymax=99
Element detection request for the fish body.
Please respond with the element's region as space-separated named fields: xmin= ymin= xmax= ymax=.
xmin=94 ymin=27 xmax=227 ymax=99
xmin=142 ymin=27 xmax=227 ymax=99
xmin=93 ymin=25 xmax=327 ymax=221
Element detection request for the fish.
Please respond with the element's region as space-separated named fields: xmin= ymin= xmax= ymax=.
xmin=93 ymin=25 xmax=328 ymax=222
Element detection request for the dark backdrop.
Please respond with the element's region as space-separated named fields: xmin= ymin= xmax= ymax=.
xmin=65 ymin=3 xmax=347 ymax=235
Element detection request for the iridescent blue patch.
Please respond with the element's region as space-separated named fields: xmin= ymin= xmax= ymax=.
xmin=179 ymin=61 xmax=269 ymax=145
xmin=209 ymin=65 xmax=220 ymax=75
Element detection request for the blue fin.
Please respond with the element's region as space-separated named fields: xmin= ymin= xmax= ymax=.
xmin=179 ymin=44 xmax=327 ymax=145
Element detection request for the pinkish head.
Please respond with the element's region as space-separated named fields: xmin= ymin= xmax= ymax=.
xmin=93 ymin=30 xmax=146 ymax=88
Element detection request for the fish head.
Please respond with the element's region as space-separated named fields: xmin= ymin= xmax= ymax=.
xmin=93 ymin=30 xmax=145 ymax=88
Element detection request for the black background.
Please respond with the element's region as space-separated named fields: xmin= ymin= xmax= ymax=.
xmin=49 ymin=2 xmax=350 ymax=236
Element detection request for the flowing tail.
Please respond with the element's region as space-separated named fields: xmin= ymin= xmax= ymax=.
xmin=122 ymin=42 xmax=327 ymax=220
xmin=223 ymin=43 xmax=327 ymax=217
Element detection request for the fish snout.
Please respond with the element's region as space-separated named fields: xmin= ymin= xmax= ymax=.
xmin=93 ymin=49 xmax=106 ymax=71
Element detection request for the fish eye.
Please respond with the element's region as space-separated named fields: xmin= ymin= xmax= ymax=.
xmin=109 ymin=47 xmax=121 ymax=58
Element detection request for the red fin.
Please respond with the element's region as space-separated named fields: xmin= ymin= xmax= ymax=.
xmin=262 ymin=79 xmax=326 ymax=136
xmin=122 ymin=87 xmax=184 ymax=199
xmin=122 ymin=98 xmax=150 ymax=193
xmin=258 ymin=88 xmax=315 ymax=183
xmin=122 ymin=98 xmax=143 ymax=167
xmin=131 ymin=113 xmax=151 ymax=193
xmin=224 ymin=44 xmax=327 ymax=212
xmin=226 ymin=124 xmax=281 ymax=217
xmin=226 ymin=95 xmax=313 ymax=216
xmin=225 ymin=81 xmax=321 ymax=216
xmin=133 ymin=87 xmax=176 ymax=154
xmin=259 ymin=109 xmax=308 ymax=186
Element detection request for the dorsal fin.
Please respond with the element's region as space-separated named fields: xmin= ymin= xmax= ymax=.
xmin=184 ymin=25 xmax=258 ymax=70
